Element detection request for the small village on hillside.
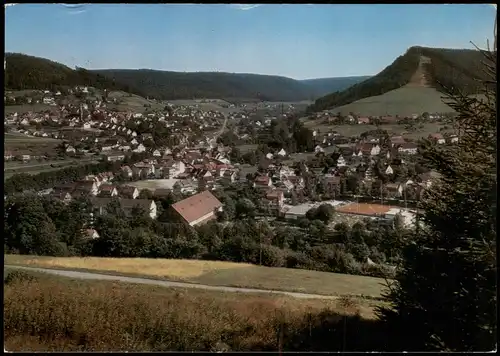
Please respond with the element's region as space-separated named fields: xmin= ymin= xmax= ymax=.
xmin=4 ymin=85 xmax=459 ymax=242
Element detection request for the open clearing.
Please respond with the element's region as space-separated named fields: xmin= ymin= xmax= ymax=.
xmin=127 ymin=178 xmax=180 ymax=191
xmin=302 ymin=120 xmax=450 ymax=139
xmin=331 ymin=87 xmax=455 ymax=117
xmin=3 ymin=267 xmax=383 ymax=321
xmin=5 ymin=255 xmax=388 ymax=298
xmin=4 ymin=103 xmax=54 ymax=115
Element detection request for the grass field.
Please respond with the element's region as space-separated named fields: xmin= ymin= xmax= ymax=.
xmin=4 ymin=268 xmax=389 ymax=351
xmin=302 ymin=120 xmax=450 ymax=140
xmin=4 ymin=103 xmax=54 ymax=114
xmin=5 ymin=255 xmax=389 ymax=299
xmin=4 ymin=158 xmax=98 ymax=179
xmin=331 ymin=86 xmax=455 ymax=117
xmin=107 ymin=90 xmax=165 ymax=112
xmin=4 ymin=133 xmax=62 ymax=162
xmin=127 ymin=179 xmax=179 ymax=191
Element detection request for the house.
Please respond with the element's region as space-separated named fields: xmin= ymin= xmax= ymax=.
xmin=398 ymin=142 xmax=418 ymax=155
xmin=121 ymin=166 xmax=133 ymax=178
xmin=277 ymin=148 xmax=287 ymax=157
xmin=385 ymin=165 xmax=394 ymax=175
xmin=50 ymin=191 xmax=73 ymax=204
xmin=117 ymin=185 xmax=139 ymax=199
xmin=98 ymin=184 xmax=118 ymax=197
xmin=85 ymin=229 xmax=100 ymax=239
xmin=153 ymin=149 xmax=161 ymax=157
xmin=21 ymin=154 xmax=31 ymax=161
xmin=357 ymin=143 xmax=380 ymax=156
xmin=73 ymin=181 xmax=99 ymax=196
xmin=222 ymin=169 xmax=238 ymax=183
xmin=253 ymin=175 xmax=273 ymax=189
xmin=390 ymin=136 xmax=406 ymax=147
xmin=265 ymin=189 xmax=285 ymax=213
xmin=314 ymin=145 xmax=324 ymax=153
xmin=170 ymin=190 xmax=223 ymax=227
xmin=90 ymin=198 xmax=157 ymax=219
xmin=103 ymin=152 xmax=125 ymax=162
xmin=385 ymin=183 xmax=403 ymax=198
xmin=428 ymin=133 xmax=446 ymax=145
xmin=448 ymin=134 xmax=459 ymax=144
xmin=133 ymin=143 xmax=146 ymax=153
xmin=358 ymin=117 xmax=370 ymax=124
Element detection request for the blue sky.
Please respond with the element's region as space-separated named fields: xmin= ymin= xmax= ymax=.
xmin=5 ymin=4 xmax=496 ymax=80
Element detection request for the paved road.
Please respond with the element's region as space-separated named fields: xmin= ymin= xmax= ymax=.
xmin=5 ymin=265 xmax=341 ymax=300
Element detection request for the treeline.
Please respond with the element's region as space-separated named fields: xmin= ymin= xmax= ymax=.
xmin=89 ymin=69 xmax=317 ymax=101
xmin=4 ymin=152 xmax=148 ymax=195
xmin=308 ymin=46 xmax=488 ymax=112
xmin=5 ymin=53 xmax=145 ymax=96
xmin=4 ymin=185 xmax=408 ymax=278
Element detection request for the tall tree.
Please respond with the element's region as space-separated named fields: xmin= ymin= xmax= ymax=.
xmin=377 ymin=47 xmax=497 ymax=351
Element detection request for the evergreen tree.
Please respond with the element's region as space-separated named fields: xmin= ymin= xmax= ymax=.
xmin=377 ymin=47 xmax=496 ymax=351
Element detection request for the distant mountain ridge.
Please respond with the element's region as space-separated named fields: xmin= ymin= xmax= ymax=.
xmin=4 ymin=53 xmax=141 ymax=96
xmin=4 ymin=53 xmax=367 ymax=102
xmin=307 ymin=46 xmax=489 ymax=113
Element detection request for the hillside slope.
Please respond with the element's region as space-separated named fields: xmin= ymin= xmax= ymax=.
xmin=308 ymin=46 xmax=488 ymax=113
xmin=300 ymin=76 xmax=371 ymax=97
xmin=5 ymin=53 xmax=143 ymax=95
xmin=90 ymin=69 xmax=320 ymax=102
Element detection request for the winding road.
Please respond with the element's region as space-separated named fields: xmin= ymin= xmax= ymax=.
xmin=5 ymin=265 xmax=341 ymax=300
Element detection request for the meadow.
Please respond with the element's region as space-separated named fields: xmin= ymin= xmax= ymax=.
xmin=4 ymin=268 xmax=391 ymax=352
xmin=5 ymin=255 xmax=388 ymax=299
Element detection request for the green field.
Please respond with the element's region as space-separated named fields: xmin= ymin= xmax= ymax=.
xmin=4 ymin=158 xmax=98 ymax=179
xmin=302 ymin=120 xmax=451 ymax=140
xmin=4 ymin=103 xmax=54 ymax=114
xmin=331 ymin=86 xmax=455 ymax=117
xmin=5 ymin=255 xmax=388 ymax=299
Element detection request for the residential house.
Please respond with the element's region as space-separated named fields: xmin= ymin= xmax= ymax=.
xmin=277 ymin=148 xmax=287 ymax=157
xmin=118 ymin=185 xmax=139 ymax=199
xmin=103 ymin=152 xmax=125 ymax=162
xmin=85 ymin=229 xmax=100 ymax=239
xmin=265 ymin=189 xmax=285 ymax=214
xmin=385 ymin=183 xmax=403 ymax=198
xmin=385 ymin=165 xmax=394 ymax=175
xmin=98 ymin=184 xmax=118 ymax=197
xmin=254 ymin=175 xmax=273 ymax=189
xmin=133 ymin=143 xmax=146 ymax=153
xmin=222 ymin=169 xmax=238 ymax=184
xmin=170 ymin=190 xmax=223 ymax=227
xmin=90 ymin=197 xmax=157 ymax=219
xmin=398 ymin=142 xmax=418 ymax=155
xmin=428 ymin=133 xmax=446 ymax=145
xmin=357 ymin=143 xmax=381 ymax=156
xmin=121 ymin=166 xmax=133 ymax=178
xmin=390 ymin=135 xmax=406 ymax=147
xmin=73 ymin=181 xmax=99 ymax=196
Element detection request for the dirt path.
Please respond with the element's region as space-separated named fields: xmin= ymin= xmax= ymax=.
xmin=5 ymin=265 xmax=344 ymax=300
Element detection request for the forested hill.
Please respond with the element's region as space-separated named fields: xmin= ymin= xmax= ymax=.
xmin=90 ymin=69 xmax=318 ymax=101
xmin=5 ymin=53 xmax=144 ymax=95
xmin=4 ymin=52 xmax=373 ymax=102
xmin=307 ymin=46 xmax=489 ymax=113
